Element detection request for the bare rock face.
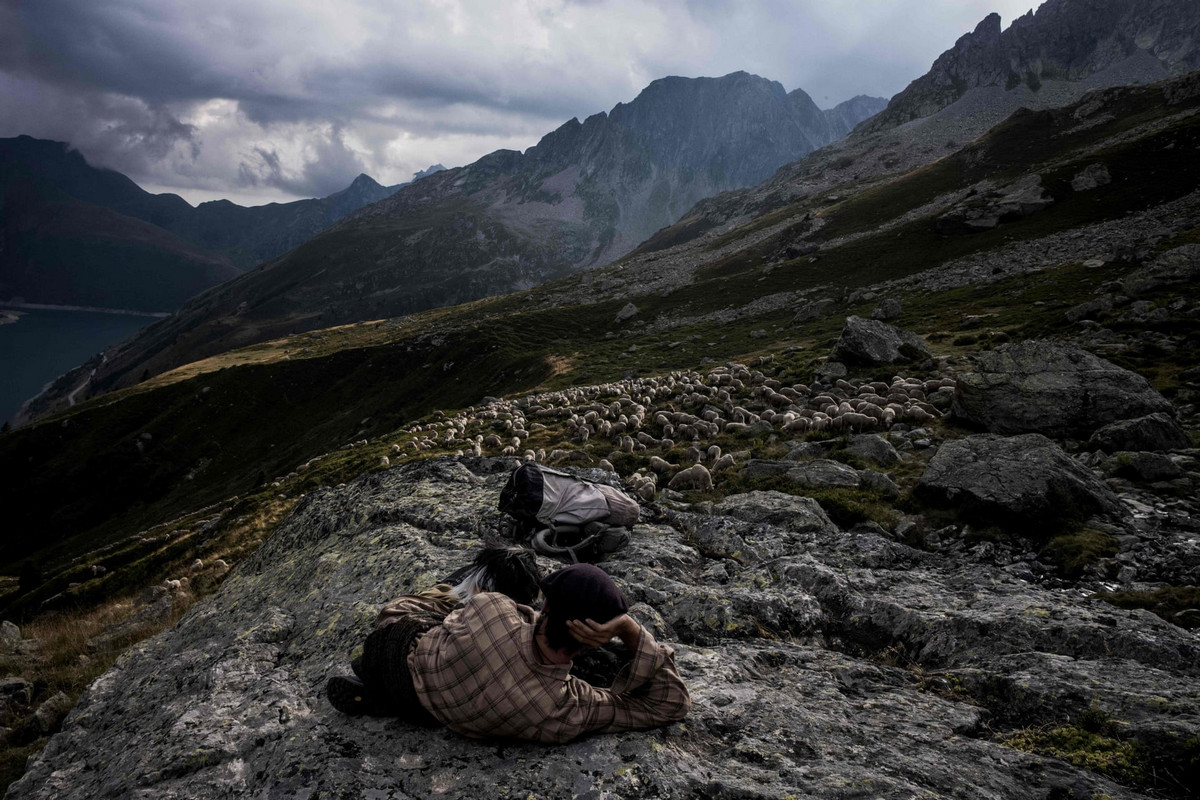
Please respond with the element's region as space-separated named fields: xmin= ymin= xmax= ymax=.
xmin=861 ymin=0 xmax=1200 ymax=134
xmin=1071 ymin=162 xmax=1112 ymax=191
xmin=11 ymin=458 xmax=1199 ymax=799
xmin=830 ymin=316 xmax=931 ymax=366
xmin=952 ymin=340 xmax=1173 ymax=437
xmin=934 ymin=175 xmax=1054 ymax=232
xmin=1090 ymin=412 xmax=1192 ymax=453
xmin=917 ymin=433 xmax=1126 ymax=527
xmin=1119 ymin=244 xmax=1200 ymax=296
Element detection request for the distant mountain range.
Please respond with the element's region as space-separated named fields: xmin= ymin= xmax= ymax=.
xmin=861 ymin=0 xmax=1200 ymax=134
xmin=0 ymin=135 xmax=442 ymax=312
xmin=39 ymin=72 xmax=883 ymax=399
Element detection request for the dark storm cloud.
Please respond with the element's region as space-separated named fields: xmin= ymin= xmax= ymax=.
xmin=0 ymin=0 xmax=1039 ymax=205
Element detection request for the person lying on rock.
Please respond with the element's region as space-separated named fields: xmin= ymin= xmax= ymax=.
xmin=326 ymin=562 xmax=691 ymax=743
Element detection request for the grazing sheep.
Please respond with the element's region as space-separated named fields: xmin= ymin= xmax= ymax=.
xmin=668 ymin=464 xmax=713 ymax=491
xmin=599 ymin=459 xmax=615 ymax=472
xmin=649 ymin=456 xmax=672 ymax=472
xmin=707 ymin=445 xmax=721 ymax=462
xmin=711 ymin=453 xmax=736 ymax=472
xmin=390 ymin=444 xmax=401 ymax=455
xmin=380 ymin=456 xmax=391 ymax=468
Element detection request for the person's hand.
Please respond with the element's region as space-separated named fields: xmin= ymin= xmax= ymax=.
xmin=566 ymin=613 xmax=635 ymax=649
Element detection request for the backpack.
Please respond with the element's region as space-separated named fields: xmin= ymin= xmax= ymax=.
xmin=498 ymin=464 xmax=639 ymax=563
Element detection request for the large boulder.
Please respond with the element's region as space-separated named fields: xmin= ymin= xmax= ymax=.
xmin=917 ymin=434 xmax=1125 ymax=528
xmin=830 ymin=316 xmax=930 ymax=365
xmin=1089 ymin=412 xmax=1192 ymax=453
xmin=845 ymin=433 xmax=902 ymax=466
xmin=952 ymin=341 xmax=1173 ymax=438
xmin=712 ymin=491 xmax=836 ymax=533
xmin=1119 ymin=244 xmax=1200 ymax=297
xmin=785 ymin=460 xmax=861 ymax=489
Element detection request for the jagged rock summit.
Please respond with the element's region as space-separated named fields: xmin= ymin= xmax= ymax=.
xmin=12 ymin=458 xmax=1198 ymax=798
xmin=861 ymin=0 xmax=1200 ymax=134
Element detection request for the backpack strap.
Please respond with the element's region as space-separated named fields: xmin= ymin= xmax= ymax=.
xmin=531 ymin=528 xmax=591 ymax=564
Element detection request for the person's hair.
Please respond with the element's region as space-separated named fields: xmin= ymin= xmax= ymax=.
xmin=446 ymin=544 xmax=542 ymax=605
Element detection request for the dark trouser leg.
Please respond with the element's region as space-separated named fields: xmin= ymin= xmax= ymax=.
xmin=357 ymin=625 xmax=438 ymax=725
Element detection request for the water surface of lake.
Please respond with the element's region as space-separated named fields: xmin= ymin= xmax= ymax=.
xmin=0 ymin=307 xmax=155 ymax=427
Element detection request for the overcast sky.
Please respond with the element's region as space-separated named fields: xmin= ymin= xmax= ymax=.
xmin=0 ymin=0 xmax=1038 ymax=206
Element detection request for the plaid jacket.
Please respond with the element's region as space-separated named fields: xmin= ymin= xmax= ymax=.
xmin=408 ymin=592 xmax=691 ymax=743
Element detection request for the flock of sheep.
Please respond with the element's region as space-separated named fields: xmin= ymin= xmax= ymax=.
xmin=339 ymin=361 xmax=958 ymax=498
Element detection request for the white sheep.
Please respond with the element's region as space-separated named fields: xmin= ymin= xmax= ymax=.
xmin=711 ymin=453 xmax=736 ymax=472
xmin=667 ymin=464 xmax=713 ymax=491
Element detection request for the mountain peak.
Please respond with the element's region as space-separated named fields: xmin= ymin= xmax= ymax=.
xmin=972 ymin=11 xmax=1003 ymax=40
xmin=347 ymin=173 xmax=382 ymax=191
xmin=858 ymin=0 xmax=1200 ymax=134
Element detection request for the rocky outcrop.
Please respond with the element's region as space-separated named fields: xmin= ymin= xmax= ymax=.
xmin=830 ymin=316 xmax=931 ymax=365
xmin=952 ymin=341 xmax=1174 ymax=437
xmin=860 ymin=0 xmax=1200 ymax=134
xmin=1119 ymin=244 xmax=1200 ymax=296
xmin=12 ymin=458 xmax=1199 ymax=799
xmin=918 ymin=433 xmax=1126 ymax=527
xmin=934 ymin=174 xmax=1054 ymax=232
xmin=1090 ymin=412 xmax=1193 ymax=453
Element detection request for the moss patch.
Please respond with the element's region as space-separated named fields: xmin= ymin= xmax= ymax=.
xmin=1093 ymin=586 xmax=1200 ymax=628
xmin=1003 ymin=710 xmax=1147 ymax=786
xmin=1040 ymin=529 xmax=1118 ymax=579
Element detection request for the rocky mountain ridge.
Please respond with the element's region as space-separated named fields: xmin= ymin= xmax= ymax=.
xmin=860 ymin=0 xmax=1200 ymax=134
xmin=0 ymin=136 xmax=435 ymax=312
xmin=25 ymin=73 xmax=883 ymax=409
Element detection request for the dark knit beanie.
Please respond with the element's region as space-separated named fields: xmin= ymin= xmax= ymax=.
xmin=540 ymin=564 xmax=628 ymax=628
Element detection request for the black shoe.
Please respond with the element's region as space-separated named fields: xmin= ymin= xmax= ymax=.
xmin=327 ymin=675 xmax=374 ymax=716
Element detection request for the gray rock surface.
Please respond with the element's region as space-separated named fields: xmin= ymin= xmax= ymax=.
xmin=830 ymin=316 xmax=931 ymax=365
xmin=860 ymin=2 xmax=1200 ymax=134
xmin=1071 ymin=162 xmax=1112 ymax=192
xmin=846 ymin=433 xmax=902 ymax=466
xmin=0 ymin=621 xmax=21 ymax=654
xmin=1090 ymin=412 xmax=1192 ymax=453
xmin=871 ymin=297 xmax=902 ymax=320
xmin=1105 ymin=451 xmax=1186 ymax=482
xmin=11 ymin=458 xmax=1199 ymax=799
xmin=917 ymin=434 xmax=1126 ymax=526
xmin=793 ymin=298 xmax=834 ymax=323
xmin=1120 ymin=244 xmax=1200 ymax=297
xmin=0 ymin=677 xmax=31 ymax=712
xmin=935 ymin=174 xmax=1054 ymax=232
xmin=30 ymin=693 xmax=73 ymax=736
xmin=952 ymin=340 xmax=1174 ymax=437
xmin=785 ymin=459 xmax=860 ymax=488
xmin=615 ymin=302 xmax=639 ymax=323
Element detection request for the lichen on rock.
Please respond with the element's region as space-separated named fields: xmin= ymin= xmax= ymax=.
xmin=10 ymin=457 xmax=1200 ymax=799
